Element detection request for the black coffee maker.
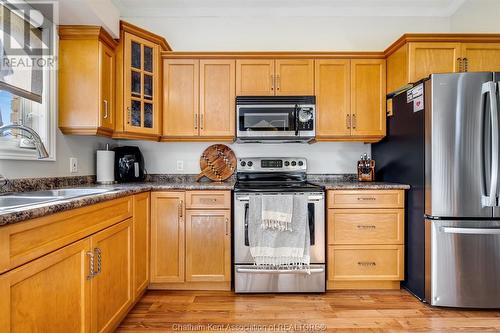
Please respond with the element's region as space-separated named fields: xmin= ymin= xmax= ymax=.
xmin=113 ymin=146 xmax=146 ymax=182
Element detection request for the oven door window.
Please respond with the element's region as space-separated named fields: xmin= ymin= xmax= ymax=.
xmin=238 ymin=107 xmax=296 ymax=132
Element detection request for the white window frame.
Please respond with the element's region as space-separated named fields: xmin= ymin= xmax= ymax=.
xmin=0 ymin=15 xmax=57 ymax=161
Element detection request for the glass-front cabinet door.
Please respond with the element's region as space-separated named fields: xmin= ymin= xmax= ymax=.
xmin=123 ymin=32 xmax=160 ymax=135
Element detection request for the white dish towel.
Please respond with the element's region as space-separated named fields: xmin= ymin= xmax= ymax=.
xmin=261 ymin=194 xmax=294 ymax=231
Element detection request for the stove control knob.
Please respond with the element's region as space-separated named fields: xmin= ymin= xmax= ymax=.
xmin=284 ymin=161 xmax=290 ymax=167
xmin=240 ymin=161 xmax=246 ymax=167
xmin=247 ymin=161 xmax=253 ymax=167
xmin=298 ymin=161 xmax=304 ymax=166
xmin=291 ymin=161 xmax=297 ymax=166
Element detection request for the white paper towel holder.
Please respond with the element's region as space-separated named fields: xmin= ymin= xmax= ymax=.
xmin=96 ymin=144 xmax=117 ymax=185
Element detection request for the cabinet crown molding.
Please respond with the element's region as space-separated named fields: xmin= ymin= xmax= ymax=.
xmin=58 ymin=25 xmax=118 ymax=49
xmin=120 ymin=20 xmax=172 ymax=51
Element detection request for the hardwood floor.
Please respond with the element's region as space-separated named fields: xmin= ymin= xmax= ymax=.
xmin=117 ymin=289 xmax=500 ymax=332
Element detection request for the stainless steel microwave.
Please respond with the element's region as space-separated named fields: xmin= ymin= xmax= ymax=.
xmin=236 ymin=96 xmax=316 ymax=143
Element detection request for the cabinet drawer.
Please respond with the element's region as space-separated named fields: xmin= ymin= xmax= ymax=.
xmin=0 ymin=196 xmax=133 ymax=274
xmin=328 ymin=245 xmax=403 ymax=281
xmin=328 ymin=190 xmax=404 ymax=209
xmin=328 ymin=209 xmax=404 ymax=245
xmin=185 ymin=191 xmax=231 ymax=209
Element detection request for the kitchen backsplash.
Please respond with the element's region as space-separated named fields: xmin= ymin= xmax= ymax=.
xmin=120 ymin=141 xmax=371 ymax=175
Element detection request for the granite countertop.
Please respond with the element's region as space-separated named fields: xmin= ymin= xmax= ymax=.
xmin=0 ymin=174 xmax=408 ymax=226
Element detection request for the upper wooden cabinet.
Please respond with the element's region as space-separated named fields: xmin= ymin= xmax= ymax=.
xmin=114 ymin=21 xmax=170 ymax=141
xmin=315 ymin=59 xmax=351 ymax=138
xmin=386 ymin=36 xmax=500 ymax=93
xmin=162 ymin=59 xmax=235 ymax=141
xmin=461 ymin=43 xmax=500 ymax=72
xmin=351 ymin=59 xmax=386 ymax=138
xmin=236 ymin=59 xmax=314 ymax=96
xmin=59 ymin=26 xmax=118 ymax=137
xmin=315 ymin=59 xmax=386 ymax=142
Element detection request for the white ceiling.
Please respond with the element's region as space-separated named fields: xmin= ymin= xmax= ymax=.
xmin=113 ymin=0 xmax=467 ymax=17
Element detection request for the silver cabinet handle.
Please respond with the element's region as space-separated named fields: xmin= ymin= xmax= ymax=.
xmin=276 ymin=75 xmax=280 ymax=91
xmin=357 ymin=225 xmax=376 ymax=229
xmin=358 ymin=261 xmax=376 ymax=267
xmin=127 ymin=107 xmax=131 ymax=124
xmin=94 ymin=247 xmax=102 ymax=275
xmin=352 ymin=114 xmax=357 ymax=129
xmin=463 ymin=57 xmax=468 ymax=72
xmin=236 ymin=267 xmax=324 ymax=274
xmin=270 ymin=75 xmax=274 ymax=91
xmin=225 ymin=217 xmax=229 ymax=236
xmin=442 ymin=227 xmax=500 ymax=235
xmin=103 ymin=100 xmax=108 ymax=119
xmin=457 ymin=58 xmax=463 ymax=72
xmin=480 ymin=81 xmax=499 ymax=207
xmin=200 ymin=113 xmax=204 ymax=130
xmin=346 ymin=114 xmax=351 ymax=129
xmin=194 ymin=113 xmax=198 ymax=130
xmin=178 ymin=200 xmax=183 ymax=219
xmin=86 ymin=251 xmax=95 ymax=280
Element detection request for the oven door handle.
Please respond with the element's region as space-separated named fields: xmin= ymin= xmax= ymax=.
xmin=236 ymin=267 xmax=324 ymax=274
xmin=244 ymin=203 xmax=249 ymax=246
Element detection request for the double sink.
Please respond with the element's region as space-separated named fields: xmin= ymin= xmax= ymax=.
xmin=0 ymin=188 xmax=119 ymax=212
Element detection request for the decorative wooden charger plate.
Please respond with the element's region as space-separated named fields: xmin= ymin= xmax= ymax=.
xmin=196 ymin=144 xmax=237 ymax=182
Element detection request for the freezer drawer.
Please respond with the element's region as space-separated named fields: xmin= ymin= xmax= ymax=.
xmin=234 ymin=264 xmax=325 ymax=293
xmin=427 ymin=219 xmax=500 ymax=308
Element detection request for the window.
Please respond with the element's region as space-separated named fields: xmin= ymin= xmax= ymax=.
xmin=0 ymin=1 xmax=56 ymax=160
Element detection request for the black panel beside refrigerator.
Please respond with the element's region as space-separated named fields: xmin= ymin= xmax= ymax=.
xmin=372 ymin=83 xmax=426 ymax=300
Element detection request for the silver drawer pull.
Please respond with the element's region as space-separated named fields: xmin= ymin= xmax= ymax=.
xmin=358 ymin=261 xmax=376 ymax=267
xmin=357 ymin=225 xmax=376 ymax=229
xmin=236 ymin=267 xmax=324 ymax=274
xmin=442 ymin=227 xmax=500 ymax=235
xmin=357 ymin=197 xmax=376 ymax=201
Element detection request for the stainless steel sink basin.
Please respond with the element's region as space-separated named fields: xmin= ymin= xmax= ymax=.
xmin=0 ymin=188 xmax=119 ymax=212
xmin=13 ymin=188 xmax=117 ymax=198
xmin=0 ymin=196 xmax=62 ymax=211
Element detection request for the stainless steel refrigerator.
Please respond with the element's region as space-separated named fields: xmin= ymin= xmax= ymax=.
xmin=373 ymin=72 xmax=500 ymax=308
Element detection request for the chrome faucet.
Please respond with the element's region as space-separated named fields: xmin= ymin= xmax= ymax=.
xmin=0 ymin=124 xmax=49 ymax=159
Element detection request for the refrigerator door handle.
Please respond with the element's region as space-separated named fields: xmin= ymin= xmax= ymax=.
xmin=481 ymin=81 xmax=499 ymax=207
xmin=442 ymin=227 xmax=500 ymax=235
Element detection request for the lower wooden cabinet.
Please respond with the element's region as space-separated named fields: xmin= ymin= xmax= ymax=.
xmin=185 ymin=210 xmax=231 ymax=282
xmin=327 ymin=190 xmax=405 ymax=290
xmin=150 ymin=190 xmax=231 ymax=290
xmin=0 ymin=194 xmax=148 ymax=333
xmin=91 ymin=219 xmax=133 ymax=333
xmin=0 ymin=238 xmax=91 ymax=333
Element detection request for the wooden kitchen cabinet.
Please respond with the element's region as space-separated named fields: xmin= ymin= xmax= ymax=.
xmin=461 ymin=43 xmax=500 ymax=72
xmin=185 ymin=210 xmax=231 ymax=282
xmin=199 ymin=60 xmax=236 ymax=138
xmin=386 ymin=37 xmax=500 ymax=93
xmin=133 ymin=193 xmax=150 ymax=298
xmin=275 ymin=59 xmax=314 ymax=95
xmin=236 ymin=59 xmax=275 ymax=95
xmin=350 ymin=59 xmax=386 ymax=138
xmin=150 ymin=192 xmax=185 ymax=283
xmin=327 ymin=190 xmax=405 ymax=290
xmin=315 ymin=59 xmax=385 ymax=141
xmin=236 ymin=59 xmax=314 ymax=96
xmin=91 ymin=219 xmax=133 ymax=333
xmin=162 ymin=59 xmax=235 ymax=141
xmin=114 ymin=21 xmax=170 ymax=140
xmin=150 ymin=190 xmax=231 ymax=290
xmin=315 ymin=59 xmax=351 ymax=138
xmin=58 ymin=26 xmax=118 ymax=137
xmin=163 ymin=59 xmax=199 ymax=138
xmin=0 ymin=239 xmax=91 ymax=333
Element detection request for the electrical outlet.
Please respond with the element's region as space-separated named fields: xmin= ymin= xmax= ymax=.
xmin=70 ymin=157 xmax=78 ymax=173
xmin=176 ymin=160 xmax=184 ymax=171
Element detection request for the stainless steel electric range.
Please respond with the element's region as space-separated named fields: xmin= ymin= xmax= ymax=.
xmin=233 ymin=157 xmax=326 ymax=293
